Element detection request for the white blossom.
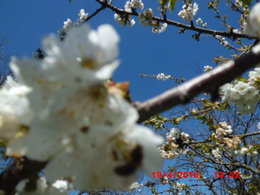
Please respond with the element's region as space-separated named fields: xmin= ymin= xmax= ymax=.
xmin=249 ymin=67 xmax=260 ymax=84
xmin=44 ymin=125 xmax=163 ymax=191
xmin=152 ymin=23 xmax=167 ymax=33
xmin=0 ymin=76 xmax=32 ymax=142
xmin=178 ymin=3 xmax=199 ymax=22
xmin=156 ymin=73 xmax=171 ymax=80
xmin=235 ymin=145 xmax=258 ymax=156
xmin=203 ymin=65 xmax=213 ymax=72
xmin=247 ymin=3 xmax=260 ymax=38
xmin=78 ymin=9 xmax=88 ymax=23
xmin=41 ymin=24 xmax=120 ymax=89
xmin=52 ymin=180 xmax=72 ymax=193
xmin=129 ymin=182 xmax=143 ymax=191
xmin=6 ymin=24 xmax=164 ymax=191
xmin=125 ymin=0 xmax=144 ymax=12
xmin=63 ymin=18 xmax=73 ymax=30
xmin=235 ymin=0 xmax=243 ymax=7
xmin=215 ymin=122 xmax=233 ymax=137
xmin=212 ymin=148 xmax=222 ymax=159
xmin=114 ymin=13 xmax=135 ymax=27
xmin=139 ymin=8 xmax=153 ymax=26
xmin=174 ymin=182 xmax=187 ymax=194
xmin=196 ymin=18 xmax=207 ymax=27
xmin=159 ymin=129 xmax=190 ymax=159
xmin=240 ymin=147 xmax=249 ymax=155
xmin=215 ymin=35 xmax=230 ymax=47
xmin=221 ymin=67 xmax=260 ymax=114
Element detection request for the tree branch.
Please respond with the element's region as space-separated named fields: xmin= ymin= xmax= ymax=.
xmin=95 ymin=0 xmax=258 ymax=40
xmin=136 ymin=47 xmax=260 ymax=122
xmin=84 ymin=4 xmax=106 ymax=23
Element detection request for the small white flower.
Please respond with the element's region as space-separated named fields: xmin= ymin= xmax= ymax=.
xmin=152 ymin=23 xmax=167 ymax=33
xmin=203 ymin=65 xmax=213 ymax=72
xmin=212 ymin=148 xmax=222 ymax=159
xmin=129 ymin=182 xmax=142 ymax=190
xmin=215 ymin=35 xmax=230 ymax=47
xmin=235 ymin=0 xmax=243 ymax=7
xmin=78 ymin=9 xmax=88 ymax=22
xmin=52 ymin=180 xmax=72 ymax=192
xmin=156 ymin=73 xmax=171 ymax=80
xmin=63 ymin=18 xmax=73 ymax=30
xmin=240 ymin=147 xmax=249 ymax=155
xmin=196 ymin=18 xmax=207 ymax=27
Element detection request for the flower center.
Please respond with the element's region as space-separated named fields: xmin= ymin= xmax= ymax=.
xmin=81 ymin=58 xmax=97 ymax=69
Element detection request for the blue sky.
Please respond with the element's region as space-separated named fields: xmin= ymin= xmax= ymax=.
xmin=0 ymin=0 xmax=238 ymax=102
xmin=0 ymin=1 xmax=247 ymax=194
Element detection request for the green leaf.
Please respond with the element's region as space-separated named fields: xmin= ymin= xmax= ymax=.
xmin=240 ymin=0 xmax=252 ymax=6
xmin=169 ymin=0 xmax=177 ymax=11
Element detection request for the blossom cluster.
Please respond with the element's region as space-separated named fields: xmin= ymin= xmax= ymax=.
xmin=114 ymin=0 xmax=144 ymax=27
xmin=159 ymin=128 xmax=190 ymax=159
xmin=178 ymin=3 xmax=199 ymax=22
xmin=221 ymin=66 xmax=260 ymax=114
xmin=234 ymin=145 xmax=258 ymax=156
xmin=124 ymin=0 xmax=144 ymax=12
xmin=138 ymin=8 xmax=153 ymax=26
xmin=114 ymin=13 xmax=135 ymax=27
xmin=0 ymin=24 xmax=164 ymax=192
xmin=215 ymin=122 xmax=233 ymax=137
xmin=59 ymin=9 xmax=88 ymax=38
xmin=212 ymin=122 xmax=241 ymax=149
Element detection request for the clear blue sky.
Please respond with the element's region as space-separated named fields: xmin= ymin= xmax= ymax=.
xmin=0 ymin=0 xmax=237 ymax=102
xmin=0 ymin=1 xmax=243 ymax=194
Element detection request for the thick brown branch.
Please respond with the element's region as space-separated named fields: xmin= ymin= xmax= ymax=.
xmin=0 ymin=158 xmax=47 ymax=194
xmin=136 ymin=47 xmax=260 ymax=122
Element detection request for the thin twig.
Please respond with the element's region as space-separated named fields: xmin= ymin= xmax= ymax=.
xmin=84 ymin=5 xmax=106 ymax=23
